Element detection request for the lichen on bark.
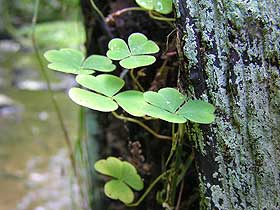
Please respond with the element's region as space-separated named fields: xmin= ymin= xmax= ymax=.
xmin=175 ymin=0 xmax=280 ymax=209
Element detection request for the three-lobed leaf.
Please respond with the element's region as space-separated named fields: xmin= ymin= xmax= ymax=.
xmin=95 ymin=157 xmax=144 ymax=204
xmin=143 ymin=88 xmax=215 ymax=124
xmin=106 ymin=33 xmax=159 ymax=69
xmin=44 ymin=48 xmax=116 ymax=74
xmin=135 ymin=0 xmax=173 ymax=14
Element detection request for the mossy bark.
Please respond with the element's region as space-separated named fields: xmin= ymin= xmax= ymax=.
xmin=175 ymin=0 xmax=280 ymax=209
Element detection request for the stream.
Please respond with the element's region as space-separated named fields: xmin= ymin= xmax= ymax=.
xmin=0 ymin=39 xmax=80 ymax=210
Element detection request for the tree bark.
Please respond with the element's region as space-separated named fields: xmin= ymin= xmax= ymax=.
xmin=175 ymin=0 xmax=280 ymax=209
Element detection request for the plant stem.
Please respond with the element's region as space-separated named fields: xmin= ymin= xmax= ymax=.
xmin=148 ymin=11 xmax=176 ymax=22
xmin=127 ymin=170 xmax=171 ymax=207
xmin=106 ymin=6 xmax=176 ymax=24
xmin=89 ymin=0 xmax=105 ymax=22
xmin=130 ymin=69 xmax=145 ymax=92
xmin=106 ymin=7 xmax=147 ymax=22
xmin=111 ymin=112 xmax=172 ymax=141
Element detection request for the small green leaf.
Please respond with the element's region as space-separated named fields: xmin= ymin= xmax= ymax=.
xmin=135 ymin=0 xmax=173 ymax=14
xmin=128 ymin=33 xmax=159 ymax=55
xmin=113 ymin=90 xmax=146 ymax=117
xmin=121 ymin=161 xmax=144 ymax=191
xmin=44 ymin=48 xmax=93 ymax=74
xmin=144 ymin=103 xmax=186 ymax=123
xmin=68 ymin=88 xmax=118 ymax=112
xmin=107 ymin=38 xmax=131 ymax=60
xmin=44 ymin=48 xmax=116 ymax=74
xmin=82 ymin=55 xmax=116 ymax=72
xmin=95 ymin=157 xmax=123 ymax=179
xmin=153 ymin=0 xmax=173 ymax=14
xmin=158 ymin=88 xmax=186 ymax=112
xmin=120 ymin=55 xmax=156 ymax=69
xmin=76 ymin=74 xmax=125 ymax=97
xmin=144 ymin=88 xmax=186 ymax=113
xmin=94 ymin=157 xmax=144 ymax=204
xmin=104 ymin=180 xmax=134 ymax=204
xmin=177 ymin=100 xmax=215 ymax=124
xmin=135 ymin=0 xmax=153 ymax=10
xmin=106 ymin=33 xmax=159 ymax=69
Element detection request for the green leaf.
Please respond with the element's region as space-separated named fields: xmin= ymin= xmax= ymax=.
xmin=144 ymin=88 xmax=185 ymax=113
xmin=135 ymin=0 xmax=153 ymax=10
xmin=107 ymin=38 xmax=131 ymax=60
xmin=82 ymin=55 xmax=116 ymax=72
xmin=128 ymin=33 xmax=159 ymax=55
xmin=121 ymin=161 xmax=144 ymax=190
xmin=76 ymin=74 xmax=125 ymax=97
xmin=144 ymin=103 xmax=186 ymax=123
xmin=177 ymin=100 xmax=215 ymax=124
xmin=44 ymin=48 xmax=93 ymax=74
xmin=120 ymin=55 xmax=156 ymax=69
xmin=95 ymin=157 xmax=123 ymax=179
xmin=106 ymin=33 xmax=159 ymax=69
xmin=68 ymin=88 xmax=118 ymax=112
xmin=135 ymin=0 xmax=173 ymax=14
xmin=104 ymin=180 xmax=134 ymax=204
xmin=44 ymin=48 xmax=116 ymax=74
xmin=158 ymin=88 xmax=186 ymax=112
xmin=95 ymin=157 xmax=144 ymax=204
xmin=113 ymin=90 xmax=146 ymax=117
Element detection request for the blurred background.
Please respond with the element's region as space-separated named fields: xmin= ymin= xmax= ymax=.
xmin=0 ymin=0 xmax=87 ymax=209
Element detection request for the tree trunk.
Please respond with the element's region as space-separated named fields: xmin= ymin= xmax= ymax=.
xmin=175 ymin=0 xmax=280 ymax=209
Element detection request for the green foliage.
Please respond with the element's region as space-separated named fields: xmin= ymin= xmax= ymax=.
xmin=44 ymin=48 xmax=116 ymax=74
xmin=177 ymin=100 xmax=215 ymax=124
xmin=69 ymin=74 xmax=124 ymax=112
xmin=18 ymin=21 xmax=85 ymax=48
xmin=94 ymin=157 xmax=144 ymax=204
xmin=106 ymin=33 xmax=159 ymax=69
xmin=44 ymin=31 xmax=216 ymax=206
xmin=68 ymin=74 xmax=215 ymax=124
xmin=135 ymin=0 xmax=173 ymax=14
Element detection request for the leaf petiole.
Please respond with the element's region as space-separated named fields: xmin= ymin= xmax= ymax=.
xmin=111 ymin=111 xmax=172 ymax=141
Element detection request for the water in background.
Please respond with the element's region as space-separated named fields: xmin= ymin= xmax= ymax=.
xmin=0 ymin=37 xmax=81 ymax=210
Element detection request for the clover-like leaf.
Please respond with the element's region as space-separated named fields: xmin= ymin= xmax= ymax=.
xmin=82 ymin=55 xmax=116 ymax=72
xmin=114 ymin=90 xmax=147 ymax=117
xmin=135 ymin=0 xmax=173 ymax=14
xmin=106 ymin=33 xmax=159 ymax=69
xmin=95 ymin=157 xmax=144 ymax=204
xmin=44 ymin=48 xmax=116 ymax=74
xmin=76 ymin=74 xmax=125 ymax=97
xmin=144 ymin=103 xmax=186 ymax=123
xmin=142 ymin=88 xmax=186 ymax=123
xmin=177 ymin=100 xmax=215 ymax=124
xmin=104 ymin=180 xmax=134 ymax=204
xmin=106 ymin=39 xmax=130 ymax=60
xmin=68 ymin=88 xmax=118 ymax=112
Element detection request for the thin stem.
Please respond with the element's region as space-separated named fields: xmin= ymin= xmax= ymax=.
xmin=130 ymin=69 xmax=144 ymax=92
xmin=148 ymin=11 xmax=176 ymax=22
xmin=106 ymin=7 xmax=147 ymax=23
xmin=89 ymin=0 xmax=105 ymax=22
xmin=175 ymin=180 xmax=184 ymax=210
xmin=111 ymin=112 xmax=172 ymax=141
xmin=127 ymin=170 xmax=171 ymax=207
